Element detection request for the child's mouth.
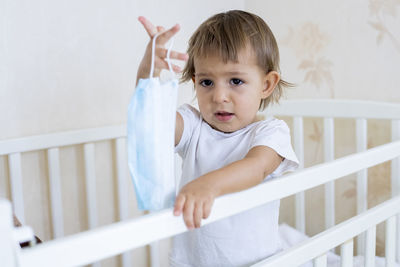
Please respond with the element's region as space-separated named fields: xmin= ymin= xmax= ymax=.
xmin=215 ymin=111 xmax=234 ymax=122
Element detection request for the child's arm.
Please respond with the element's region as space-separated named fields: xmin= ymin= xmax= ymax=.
xmin=173 ymin=145 xmax=283 ymax=229
xmin=136 ymin=17 xmax=186 ymax=145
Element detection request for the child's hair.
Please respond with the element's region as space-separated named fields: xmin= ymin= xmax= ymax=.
xmin=181 ymin=10 xmax=291 ymax=110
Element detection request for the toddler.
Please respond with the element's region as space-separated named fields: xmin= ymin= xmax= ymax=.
xmin=136 ymin=10 xmax=299 ymax=267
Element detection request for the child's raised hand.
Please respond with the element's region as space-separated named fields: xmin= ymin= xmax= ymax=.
xmin=136 ymin=16 xmax=188 ymax=83
xmin=173 ymin=177 xmax=219 ymax=230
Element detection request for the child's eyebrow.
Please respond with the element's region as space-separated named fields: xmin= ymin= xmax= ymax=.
xmin=195 ymin=71 xmax=248 ymax=77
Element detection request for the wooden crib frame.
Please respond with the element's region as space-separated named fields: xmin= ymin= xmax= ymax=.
xmin=0 ymin=99 xmax=399 ymax=267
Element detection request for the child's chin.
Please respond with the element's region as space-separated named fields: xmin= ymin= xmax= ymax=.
xmin=204 ymin=118 xmax=240 ymax=133
xmin=213 ymin=123 xmax=239 ymax=134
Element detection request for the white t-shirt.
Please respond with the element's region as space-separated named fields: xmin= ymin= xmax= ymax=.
xmin=171 ymin=104 xmax=299 ymax=267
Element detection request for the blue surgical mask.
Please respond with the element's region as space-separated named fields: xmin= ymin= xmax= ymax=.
xmin=127 ymin=33 xmax=178 ymax=211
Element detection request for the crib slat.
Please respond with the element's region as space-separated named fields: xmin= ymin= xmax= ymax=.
xmin=340 ymin=239 xmax=353 ymax=267
xmin=397 ymin=214 xmax=400 ymax=264
xmin=295 ymin=192 xmax=306 ymax=234
xmin=324 ymin=118 xmax=335 ymax=229
xmin=365 ymin=226 xmax=376 ymax=267
xmin=47 ymin=148 xmax=64 ymax=239
xmin=150 ymin=241 xmax=161 ymax=267
xmin=8 ymin=152 xmax=25 ymax=224
xmin=0 ymin=200 xmax=18 ymax=267
xmin=83 ymin=143 xmax=100 ymax=267
xmin=356 ymin=118 xmax=368 ymax=255
xmin=84 ymin=143 xmax=98 ymax=230
xmin=391 ymin=120 xmax=400 ymax=263
xmin=385 ymin=216 xmax=396 ymax=267
xmin=313 ymin=253 xmax=327 ymax=267
xmin=293 ymin=117 xmax=305 ymax=233
xmin=293 ymin=117 xmax=304 ymax=169
xmin=356 ymin=119 xmax=368 ymax=213
xmin=391 ymin=120 xmax=400 ymax=197
xmin=115 ymin=138 xmax=131 ymax=267
xmin=115 ymin=138 xmax=129 ymax=221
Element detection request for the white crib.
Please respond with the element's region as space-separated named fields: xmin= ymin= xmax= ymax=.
xmin=1 ymin=99 xmax=399 ymax=267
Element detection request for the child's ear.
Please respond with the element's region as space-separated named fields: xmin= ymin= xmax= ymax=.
xmin=262 ymin=71 xmax=280 ymax=99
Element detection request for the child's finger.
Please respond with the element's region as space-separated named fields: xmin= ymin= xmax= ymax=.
xmin=183 ymin=198 xmax=195 ymax=230
xmin=157 ymin=24 xmax=180 ymax=45
xmin=156 ymin=48 xmax=188 ymax=62
xmin=171 ymin=64 xmax=183 ymax=73
xmin=155 ymin=58 xmax=183 ymax=73
xmin=170 ymin=51 xmax=189 ymax=61
xmin=202 ymin=200 xmax=213 ymax=219
xmin=138 ymin=16 xmax=157 ymax=37
xmin=193 ymin=202 xmax=203 ymax=228
xmin=173 ymin=194 xmax=185 ymax=216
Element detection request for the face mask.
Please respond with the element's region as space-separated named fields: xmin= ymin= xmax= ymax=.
xmin=127 ymin=33 xmax=178 ymax=211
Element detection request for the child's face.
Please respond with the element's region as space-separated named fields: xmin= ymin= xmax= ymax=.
xmin=193 ymin=47 xmax=273 ymax=133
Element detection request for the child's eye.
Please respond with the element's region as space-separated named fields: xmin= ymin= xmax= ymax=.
xmin=200 ymin=79 xmax=213 ymax=87
xmin=230 ymin=78 xmax=244 ymax=85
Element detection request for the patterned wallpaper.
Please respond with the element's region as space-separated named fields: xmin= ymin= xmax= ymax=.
xmin=369 ymin=0 xmax=400 ymax=53
xmin=247 ymin=0 xmax=400 ymax=255
xmin=281 ymin=22 xmax=335 ymax=97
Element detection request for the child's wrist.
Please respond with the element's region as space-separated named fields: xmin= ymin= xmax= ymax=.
xmin=136 ymin=67 xmax=160 ymax=80
xmin=201 ymin=173 xmax=223 ymax=197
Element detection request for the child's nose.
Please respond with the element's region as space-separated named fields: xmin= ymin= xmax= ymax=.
xmin=212 ymin=86 xmax=229 ymax=103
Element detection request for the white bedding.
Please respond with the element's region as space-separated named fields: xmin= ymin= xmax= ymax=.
xmin=279 ymin=224 xmax=400 ymax=267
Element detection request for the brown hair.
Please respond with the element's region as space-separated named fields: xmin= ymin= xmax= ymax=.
xmin=181 ymin=10 xmax=291 ymax=110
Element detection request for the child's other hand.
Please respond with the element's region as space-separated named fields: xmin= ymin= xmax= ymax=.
xmin=173 ymin=177 xmax=219 ymax=230
xmin=136 ymin=16 xmax=188 ymax=83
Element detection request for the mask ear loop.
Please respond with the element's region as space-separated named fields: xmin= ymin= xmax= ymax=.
xmin=166 ymin=38 xmax=175 ymax=75
xmin=149 ymin=32 xmax=175 ymax=78
xmin=149 ymin=33 xmax=160 ymax=79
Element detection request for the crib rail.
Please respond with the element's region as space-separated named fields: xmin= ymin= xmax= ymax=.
xmin=253 ymin=195 xmax=400 ymax=267
xmin=267 ymin=99 xmax=400 ymax=119
xmin=9 ymin=139 xmax=400 ymax=267
xmin=0 ymin=124 xmax=126 ymax=156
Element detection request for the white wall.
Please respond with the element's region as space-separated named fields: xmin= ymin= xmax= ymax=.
xmin=0 ymin=0 xmax=244 ymax=140
xmin=0 ymin=1 xmax=244 ymax=266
